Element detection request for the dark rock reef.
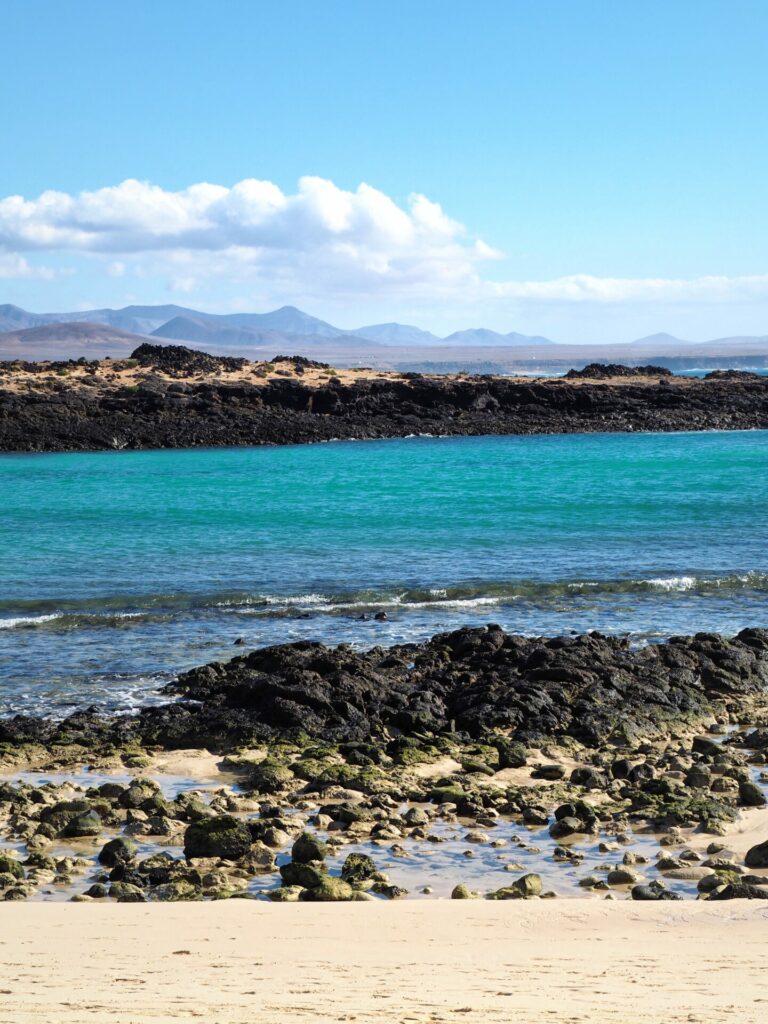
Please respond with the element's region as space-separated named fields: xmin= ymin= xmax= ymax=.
xmin=564 ymin=363 xmax=672 ymax=379
xmin=1 ymin=347 xmax=766 ymax=452
xmin=3 ymin=626 xmax=768 ymax=754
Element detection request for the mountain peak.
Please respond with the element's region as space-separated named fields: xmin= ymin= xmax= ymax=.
xmin=631 ymin=332 xmax=691 ymax=346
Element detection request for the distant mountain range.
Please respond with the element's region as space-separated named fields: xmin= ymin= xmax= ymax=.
xmin=1 ymin=302 xmax=768 ymax=369
xmin=0 ymin=302 xmax=557 ymax=349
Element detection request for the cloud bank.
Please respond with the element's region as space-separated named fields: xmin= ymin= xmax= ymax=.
xmin=0 ymin=177 xmax=496 ymax=297
xmin=1 ymin=176 xmax=767 ymax=309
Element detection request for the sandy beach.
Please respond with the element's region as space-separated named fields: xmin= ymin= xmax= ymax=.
xmin=1 ymin=901 xmax=766 ymax=1024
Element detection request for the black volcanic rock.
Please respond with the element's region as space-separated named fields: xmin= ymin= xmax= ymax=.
xmin=1 ymin=347 xmax=767 ymax=452
xmin=130 ymin=342 xmax=246 ymax=375
xmin=3 ymin=627 xmax=767 ymax=754
xmin=705 ymin=369 xmax=763 ymax=381
xmin=565 ymin=363 xmax=672 ymax=379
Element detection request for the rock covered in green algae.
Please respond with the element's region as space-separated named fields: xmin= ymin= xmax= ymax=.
xmin=0 ymin=855 xmax=25 ymax=880
xmin=279 ymin=861 xmax=327 ymax=888
xmin=340 ymin=852 xmax=377 ymax=884
xmin=450 ymin=884 xmax=476 ymax=899
xmin=39 ymin=799 xmax=93 ymax=835
xmin=708 ymin=882 xmax=768 ymax=900
xmin=109 ymin=881 xmax=146 ymax=902
xmin=487 ymin=872 xmax=543 ymax=900
xmin=249 ymin=763 xmax=294 ymax=794
xmin=98 ymin=837 xmax=138 ymax=867
xmin=62 ymin=809 xmax=103 ymax=838
xmin=299 ymin=876 xmax=355 ymax=901
xmin=183 ymin=814 xmax=252 ymax=860
xmin=291 ymin=831 xmax=328 ymax=864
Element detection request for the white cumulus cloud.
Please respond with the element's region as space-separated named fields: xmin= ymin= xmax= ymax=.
xmin=1 ymin=176 xmax=767 ymax=313
xmin=489 ymin=272 xmax=768 ymax=304
xmin=0 ymin=176 xmax=476 ymax=259
xmin=0 ymin=253 xmax=60 ymax=280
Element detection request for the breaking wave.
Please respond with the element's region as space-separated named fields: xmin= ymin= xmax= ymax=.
xmin=2 ymin=572 xmax=766 ymax=632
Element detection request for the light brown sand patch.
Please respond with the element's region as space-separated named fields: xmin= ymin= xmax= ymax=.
xmin=0 ymin=901 xmax=766 ymax=1024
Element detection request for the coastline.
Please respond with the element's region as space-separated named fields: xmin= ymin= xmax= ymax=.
xmin=1 ymin=347 xmax=767 ymax=453
xmin=2 ymin=626 xmax=768 ymax=907
xmin=2 ymin=900 xmax=767 ymax=1024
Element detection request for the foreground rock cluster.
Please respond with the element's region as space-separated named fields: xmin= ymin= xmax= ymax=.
xmin=1 ymin=625 xmax=768 ymax=903
xmin=1 ymin=344 xmax=766 ymax=451
xmin=1 ymin=706 xmax=768 ymax=902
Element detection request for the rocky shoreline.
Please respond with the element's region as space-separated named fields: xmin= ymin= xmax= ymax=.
xmin=2 ymin=625 xmax=768 ymax=904
xmin=1 ymin=344 xmax=767 ymax=452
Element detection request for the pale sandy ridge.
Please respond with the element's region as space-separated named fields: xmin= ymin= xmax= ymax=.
xmin=1 ymin=901 xmax=766 ymax=1024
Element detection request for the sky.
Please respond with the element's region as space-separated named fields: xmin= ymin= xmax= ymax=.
xmin=1 ymin=0 xmax=767 ymax=343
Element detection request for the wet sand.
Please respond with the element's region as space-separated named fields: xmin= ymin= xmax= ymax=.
xmin=1 ymin=901 xmax=766 ymax=1024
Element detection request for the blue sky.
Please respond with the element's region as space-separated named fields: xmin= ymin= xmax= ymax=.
xmin=2 ymin=0 xmax=767 ymax=342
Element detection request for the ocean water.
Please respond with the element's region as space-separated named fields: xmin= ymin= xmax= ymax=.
xmin=1 ymin=430 xmax=767 ymax=716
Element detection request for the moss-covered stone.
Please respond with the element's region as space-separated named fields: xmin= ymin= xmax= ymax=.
xmin=39 ymin=799 xmax=92 ymax=834
xmin=109 ymin=881 xmax=146 ymax=902
xmin=299 ymin=876 xmax=354 ymax=901
xmin=184 ymin=814 xmax=252 ymax=860
xmin=0 ymin=855 xmax=24 ymax=880
xmin=249 ymin=763 xmax=293 ymax=793
xmin=291 ymin=832 xmax=328 ymax=864
xmin=738 ymin=780 xmax=767 ymax=807
xmin=98 ymin=837 xmax=138 ymax=867
xmin=487 ymin=873 xmax=543 ymax=900
xmin=62 ymin=809 xmax=103 ymax=838
xmin=493 ymin=739 xmax=528 ymax=769
xmin=460 ymin=759 xmax=496 ymax=776
xmin=340 ymin=852 xmax=377 ymax=883
xmin=451 ymin=884 xmax=475 ymax=899
xmin=279 ymin=861 xmax=327 ymax=888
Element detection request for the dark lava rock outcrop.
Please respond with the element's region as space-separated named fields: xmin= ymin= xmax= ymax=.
xmin=564 ymin=363 xmax=672 ymax=379
xmin=1 ymin=348 xmax=766 ymax=452
xmin=2 ymin=626 xmax=767 ymax=753
xmin=130 ymin=342 xmax=247 ymax=375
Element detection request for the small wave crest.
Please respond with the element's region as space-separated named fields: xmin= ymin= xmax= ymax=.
xmin=0 ymin=613 xmax=62 ymax=630
xmin=1 ymin=572 xmax=766 ymax=631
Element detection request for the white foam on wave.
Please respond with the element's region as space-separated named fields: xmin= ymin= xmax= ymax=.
xmin=643 ymin=576 xmax=698 ymax=591
xmin=0 ymin=613 xmax=62 ymax=630
xmin=234 ymin=594 xmax=503 ymax=614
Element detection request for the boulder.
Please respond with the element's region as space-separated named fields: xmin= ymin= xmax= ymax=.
xmin=299 ymin=876 xmax=354 ymax=901
xmin=738 ymin=780 xmax=767 ymax=807
xmin=184 ymin=815 xmax=252 ymax=860
xmin=249 ymin=763 xmax=293 ymax=794
xmin=549 ymin=816 xmax=582 ymax=840
xmin=708 ymin=882 xmax=768 ymax=900
xmin=340 ymin=852 xmax=377 ymax=884
xmin=0 ymin=855 xmax=24 ymax=880
xmin=62 ymin=810 xmax=103 ymax=838
xmin=98 ymin=837 xmax=138 ymax=867
xmin=279 ymin=861 xmax=327 ymax=888
xmin=745 ymin=839 xmax=768 ymax=869
xmin=451 ymin=884 xmax=475 ymax=899
xmin=291 ymin=832 xmax=328 ymax=864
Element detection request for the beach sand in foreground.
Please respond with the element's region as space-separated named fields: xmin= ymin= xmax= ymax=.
xmin=1 ymin=901 xmax=766 ymax=1024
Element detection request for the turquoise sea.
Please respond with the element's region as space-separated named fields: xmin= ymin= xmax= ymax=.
xmin=1 ymin=430 xmax=767 ymax=716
